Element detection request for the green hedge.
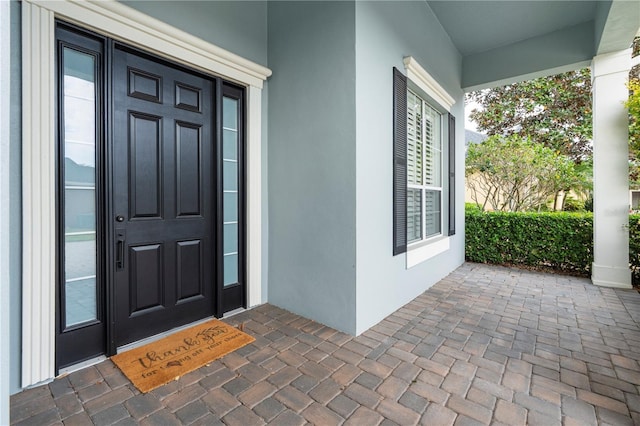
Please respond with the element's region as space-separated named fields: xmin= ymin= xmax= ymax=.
xmin=465 ymin=209 xmax=593 ymax=276
xmin=466 ymin=209 xmax=640 ymax=284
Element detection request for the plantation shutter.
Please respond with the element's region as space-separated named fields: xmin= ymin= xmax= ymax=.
xmin=393 ymin=67 xmax=407 ymax=255
xmin=407 ymin=91 xmax=422 ymax=186
xmin=406 ymin=90 xmax=422 ymax=243
xmin=448 ymin=113 xmax=456 ymax=236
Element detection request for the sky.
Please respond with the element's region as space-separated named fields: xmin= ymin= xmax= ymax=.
xmin=464 ymin=99 xmax=481 ymax=133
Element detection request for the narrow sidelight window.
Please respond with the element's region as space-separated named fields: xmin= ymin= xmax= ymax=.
xmin=222 ymin=96 xmax=240 ymax=287
xmin=61 ymin=46 xmax=99 ymax=327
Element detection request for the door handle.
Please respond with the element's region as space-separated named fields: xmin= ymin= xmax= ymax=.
xmin=116 ymin=233 xmax=125 ymax=270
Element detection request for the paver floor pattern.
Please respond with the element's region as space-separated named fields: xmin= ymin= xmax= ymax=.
xmin=11 ymin=263 xmax=640 ymax=425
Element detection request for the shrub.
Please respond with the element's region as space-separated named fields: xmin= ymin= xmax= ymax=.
xmin=562 ymin=196 xmax=585 ymax=212
xmin=465 ymin=203 xmax=482 ymax=213
xmin=465 ymin=210 xmax=593 ymax=276
xmin=584 ymin=196 xmax=593 ymax=212
xmin=630 ymin=214 xmax=640 ymax=285
xmin=466 ymin=210 xmax=640 ymax=284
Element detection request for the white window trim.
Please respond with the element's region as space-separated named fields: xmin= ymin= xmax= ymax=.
xmin=403 ymin=57 xmax=455 ymax=269
xmin=404 ymin=56 xmax=455 ymax=112
xmin=407 ymin=236 xmax=450 ymax=268
xmin=22 ymin=0 xmax=270 ymax=387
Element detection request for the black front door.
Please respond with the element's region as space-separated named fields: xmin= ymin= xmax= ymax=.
xmin=56 ymin=23 xmax=247 ymax=370
xmin=111 ymin=45 xmax=216 ymax=346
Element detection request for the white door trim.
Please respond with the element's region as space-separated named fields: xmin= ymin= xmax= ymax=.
xmin=22 ymin=0 xmax=270 ymax=387
xmin=22 ymin=1 xmax=56 ymax=388
xmin=30 ymin=0 xmax=271 ymax=88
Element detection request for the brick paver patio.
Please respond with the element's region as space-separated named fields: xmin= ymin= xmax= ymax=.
xmin=10 ymin=263 xmax=640 ymax=425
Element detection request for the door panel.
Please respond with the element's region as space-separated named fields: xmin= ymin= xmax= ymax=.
xmin=176 ymin=122 xmax=203 ymax=216
xmin=176 ymin=240 xmax=204 ymax=301
xmin=129 ymin=112 xmax=163 ymax=218
xmin=112 ymin=45 xmax=215 ymax=346
xmin=129 ymin=243 xmax=164 ymax=314
xmin=128 ymin=68 xmax=162 ymax=102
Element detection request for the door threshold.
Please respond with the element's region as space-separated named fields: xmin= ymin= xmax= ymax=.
xmin=58 ymin=355 xmax=108 ymax=378
xmin=116 ymin=316 xmax=219 ymax=353
xmin=223 ymin=307 xmax=247 ymax=318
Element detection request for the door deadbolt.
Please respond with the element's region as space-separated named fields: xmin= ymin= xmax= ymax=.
xmin=116 ymin=215 xmax=125 ymax=222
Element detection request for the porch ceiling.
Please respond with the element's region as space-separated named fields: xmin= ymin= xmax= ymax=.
xmin=428 ymin=1 xmax=598 ymax=57
xmin=428 ymin=0 xmax=640 ymax=91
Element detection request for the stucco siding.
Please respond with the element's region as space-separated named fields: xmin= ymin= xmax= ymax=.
xmin=121 ymin=1 xmax=268 ymax=67
xmin=354 ymin=1 xmax=465 ymax=334
xmin=267 ymin=1 xmax=358 ymax=334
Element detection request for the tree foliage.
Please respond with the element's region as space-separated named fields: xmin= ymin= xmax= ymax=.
xmin=629 ymin=37 xmax=640 ymax=186
xmin=628 ymin=79 xmax=640 ymax=156
xmin=466 ymin=135 xmax=586 ymax=212
xmin=467 ymin=69 xmax=592 ymax=162
xmin=631 ymin=36 xmax=640 ymax=81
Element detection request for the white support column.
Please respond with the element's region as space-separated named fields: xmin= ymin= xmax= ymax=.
xmin=591 ymin=49 xmax=632 ymax=289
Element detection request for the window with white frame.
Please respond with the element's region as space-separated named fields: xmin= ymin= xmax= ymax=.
xmin=392 ymin=59 xmax=455 ymax=259
xmin=407 ymin=89 xmax=443 ymax=243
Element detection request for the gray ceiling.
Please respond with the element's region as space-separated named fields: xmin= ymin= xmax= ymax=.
xmin=428 ymin=1 xmax=599 ymax=56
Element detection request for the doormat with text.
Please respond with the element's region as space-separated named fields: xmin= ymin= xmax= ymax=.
xmin=111 ymin=319 xmax=255 ymax=393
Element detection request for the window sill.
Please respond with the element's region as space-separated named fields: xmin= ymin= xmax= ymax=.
xmin=406 ymin=236 xmax=450 ymax=269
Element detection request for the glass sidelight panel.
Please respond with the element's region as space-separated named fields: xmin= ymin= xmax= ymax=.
xmin=222 ymin=97 xmax=239 ymax=286
xmin=62 ymin=47 xmax=98 ymax=327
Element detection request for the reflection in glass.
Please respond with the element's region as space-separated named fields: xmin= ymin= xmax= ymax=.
xmin=223 ymin=223 xmax=238 ymax=254
xmin=407 ymin=189 xmax=422 ymax=243
xmin=224 ymin=254 xmax=239 ymax=286
xmin=223 ymin=192 xmax=238 ymax=223
xmin=425 ymin=190 xmax=441 ymax=238
xmin=222 ymin=97 xmax=238 ymax=129
xmin=223 ymin=97 xmax=239 ymax=287
xmin=223 ymin=161 xmax=238 ymax=191
xmin=407 ymin=91 xmax=422 ymax=185
xmin=423 ymin=104 xmax=442 ymax=186
xmin=63 ymin=47 xmax=98 ymax=327
xmin=223 ymin=129 xmax=237 ymax=160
